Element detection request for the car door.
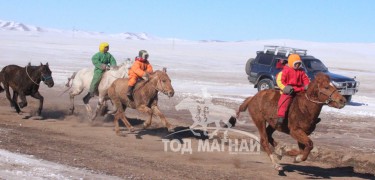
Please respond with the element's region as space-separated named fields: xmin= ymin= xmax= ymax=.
xmin=250 ymin=54 xmax=273 ymax=80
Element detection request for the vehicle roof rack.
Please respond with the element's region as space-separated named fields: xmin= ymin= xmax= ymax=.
xmin=263 ymin=45 xmax=307 ymax=57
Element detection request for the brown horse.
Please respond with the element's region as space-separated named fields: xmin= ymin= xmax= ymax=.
xmin=107 ymin=68 xmax=175 ymax=135
xmin=235 ymin=72 xmax=346 ymax=171
xmin=0 ymin=63 xmax=54 ymax=117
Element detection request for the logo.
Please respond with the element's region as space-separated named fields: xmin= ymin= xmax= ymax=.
xmin=163 ymin=88 xmax=260 ymax=155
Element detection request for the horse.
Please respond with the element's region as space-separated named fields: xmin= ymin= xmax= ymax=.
xmin=65 ymin=59 xmax=133 ymax=119
xmin=235 ymin=72 xmax=346 ymax=171
xmin=0 ymin=63 xmax=54 ymax=117
xmin=107 ymin=68 xmax=175 ymax=135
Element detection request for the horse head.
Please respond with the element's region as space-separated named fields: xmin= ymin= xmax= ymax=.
xmin=306 ymin=72 xmax=346 ymax=109
xmin=151 ymin=68 xmax=174 ymax=97
xmin=39 ymin=62 xmax=54 ymax=88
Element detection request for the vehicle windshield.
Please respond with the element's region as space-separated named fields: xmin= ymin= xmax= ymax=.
xmin=302 ymin=59 xmax=328 ymax=72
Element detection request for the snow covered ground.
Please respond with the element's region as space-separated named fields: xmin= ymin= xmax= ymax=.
xmin=0 ymin=30 xmax=374 ymax=117
xmin=0 ymin=149 xmax=121 ymax=180
xmin=0 ymin=27 xmax=374 ymax=178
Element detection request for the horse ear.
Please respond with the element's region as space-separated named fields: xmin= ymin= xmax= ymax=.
xmin=28 ymin=62 xmax=31 ymax=66
xmin=162 ymin=67 xmax=167 ymax=73
xmin=46 ymin=62 xmax=49 ymax=66
xmin=40 ymin=62 xmax=43 ymax=66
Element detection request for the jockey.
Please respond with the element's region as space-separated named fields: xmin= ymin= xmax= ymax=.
xmin=126 ymin=50 xmax=153 ymax=100
xmin=275 ymin=54 xmax=310 ymax=128
xmin=83 ymin=42 xmax=117 ymax=104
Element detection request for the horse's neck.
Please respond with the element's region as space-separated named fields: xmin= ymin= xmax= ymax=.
xmin=26 ymin=66 xmax=41 ymax=83
xmin=135 ymin=77 xmax=159 ymax=101
xmin=295 ymin=92 xmax=324 ymax=120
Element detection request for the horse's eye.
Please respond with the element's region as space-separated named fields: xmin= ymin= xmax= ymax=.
xmin=162 ymin=80 xmax=167 ymax=83
xmin=325 ymin=86 xmax=329 ymax=89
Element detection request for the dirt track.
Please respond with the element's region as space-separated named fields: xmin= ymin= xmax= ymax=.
xmin=0 ymin=86 xmax=374 ymax=179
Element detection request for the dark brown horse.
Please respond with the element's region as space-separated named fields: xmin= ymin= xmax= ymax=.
xmin=235 ymin=72 xmax=346 ymax=171
xmin=107 ymin=68 xmax=175 ymax=135
xmin=0 ymin=63 xmax=54 ymax=117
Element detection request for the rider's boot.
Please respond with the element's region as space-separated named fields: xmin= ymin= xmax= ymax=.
xmin=126 ymin=86 xmax=134 ymax=101
xmin=83 ymin=92 xmax=94 ymax=104
xmin=275 ymin=117 xmax=284 ymax=129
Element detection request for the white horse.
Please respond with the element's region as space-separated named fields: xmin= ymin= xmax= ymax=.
xmin=65 ymin=58 xmax=133 ymax=120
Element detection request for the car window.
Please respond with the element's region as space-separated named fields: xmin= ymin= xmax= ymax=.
xmin=258 ymin=54 xmax=273 ymax=65
xmin=303 ymin=59 xmax=328 ymax=72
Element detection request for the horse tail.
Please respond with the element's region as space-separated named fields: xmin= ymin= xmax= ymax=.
xmin=58 ymin=72 xmax=76 ymax=96
xmin=223 ymin=96 xmax=253 ymax=128
xmin=65 ymin=72 xmax=77 ymax=87
xmin=237 ymin=96 xmax=253 ymax=118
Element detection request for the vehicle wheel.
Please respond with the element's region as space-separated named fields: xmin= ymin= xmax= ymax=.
xmin=257 ymin=79 xmax=274 ymax=91
xmin=245 ymin=58 xmax=255 ymax=75
xmin=344 ymin=95 xmax=352 ymax=102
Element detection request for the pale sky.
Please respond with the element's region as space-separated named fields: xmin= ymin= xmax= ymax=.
xmin=0 ymin=0 xmax=374 ymax=42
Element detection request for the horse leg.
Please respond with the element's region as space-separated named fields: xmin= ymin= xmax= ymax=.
xmin=143 ymin=109 xmax=153 ymax=129
xmin=119 ymin=109 xmax=135 ymax=133
xmin=18 ymin=92 xmax=28 ymax=109
xmin=69 ymin=88 xmax=83 ymax=115
xmin=31 ymin=91 xmax=44 ymax=116
xmin=113 ymin=110 xmax=122 ymax=136
xmin=290 ymin=129 xmax=314 ymax=163
xmin=266 ymin=125 xmax=278 ymax=147
xmin=12 ymin=91 xmax=18 ymax=107
xmin=151 ymin=105 xmax=174 ymax=132
xmin=91 ymin=95 xmax=105 ymax=121
xmin=254 ymin=120 xmax=283 ymax=171
xmin=4 ymin=85 xmax=16 ymax=108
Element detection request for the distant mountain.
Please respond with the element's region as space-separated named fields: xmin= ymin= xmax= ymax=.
xmin=0 ymin=19 xmax=154 ymax=40
xmin=110 ymin=32 xmax=154 ymax=40
xmin=0 ymin=19 xmax=45 ymax=32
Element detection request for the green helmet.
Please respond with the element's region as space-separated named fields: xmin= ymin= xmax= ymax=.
xmin=139 ymin=50 xmax=149 ymax=60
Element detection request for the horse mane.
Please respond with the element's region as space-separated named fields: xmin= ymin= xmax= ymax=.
xmin=306 ymin=72 xmax=331 ymax=98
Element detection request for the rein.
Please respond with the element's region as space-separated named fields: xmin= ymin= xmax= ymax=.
xmin=133 ymin=73 xmax=166 ymax=95
xmin=26 ymin=65 xmax=52 ymax=85
xmin=26 ymin=65 xmax=40 ymax=86
xmin=305 ymin=84 xmax=337 ymax=105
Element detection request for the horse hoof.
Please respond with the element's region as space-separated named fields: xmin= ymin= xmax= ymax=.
xmin=274 ymin=164 xmax=283 ymax=171
xmin=294 ymin=155 xmax=303 ymax=163
xmin=129 ymin=127 xmax=135 ymax=132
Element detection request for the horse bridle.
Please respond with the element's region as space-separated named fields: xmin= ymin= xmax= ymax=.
xmin=26 ymin=65 xmax=52 ymax=85
xmin=155 ymin=75 xmax=168 ymax=95
xmin=305 ymin=84 xmax=337 ymax=105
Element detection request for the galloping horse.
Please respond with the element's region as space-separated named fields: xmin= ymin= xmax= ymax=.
xmin=107 ymin=68 xmax=175 ymax=135
xmin=0 ymin=63 xmax=54 ymax=117
xmin=65 ymin=59 xmax=133 ymax=118
xmin=235 ymin=72 xmax=346 ymax=171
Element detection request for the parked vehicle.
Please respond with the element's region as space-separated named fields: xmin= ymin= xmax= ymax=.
xmin=245 ymin=45 xmax=359 ymax=102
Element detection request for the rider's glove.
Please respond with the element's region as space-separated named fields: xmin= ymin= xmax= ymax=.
xmin=142 ymin=73 xmax=150 ymax=81
xmin=283 ymin=85 xmax=294 ymax=95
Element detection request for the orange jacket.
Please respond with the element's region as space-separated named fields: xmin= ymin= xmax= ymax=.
xmin=128 ymin=57 xmax=153 ymax=77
